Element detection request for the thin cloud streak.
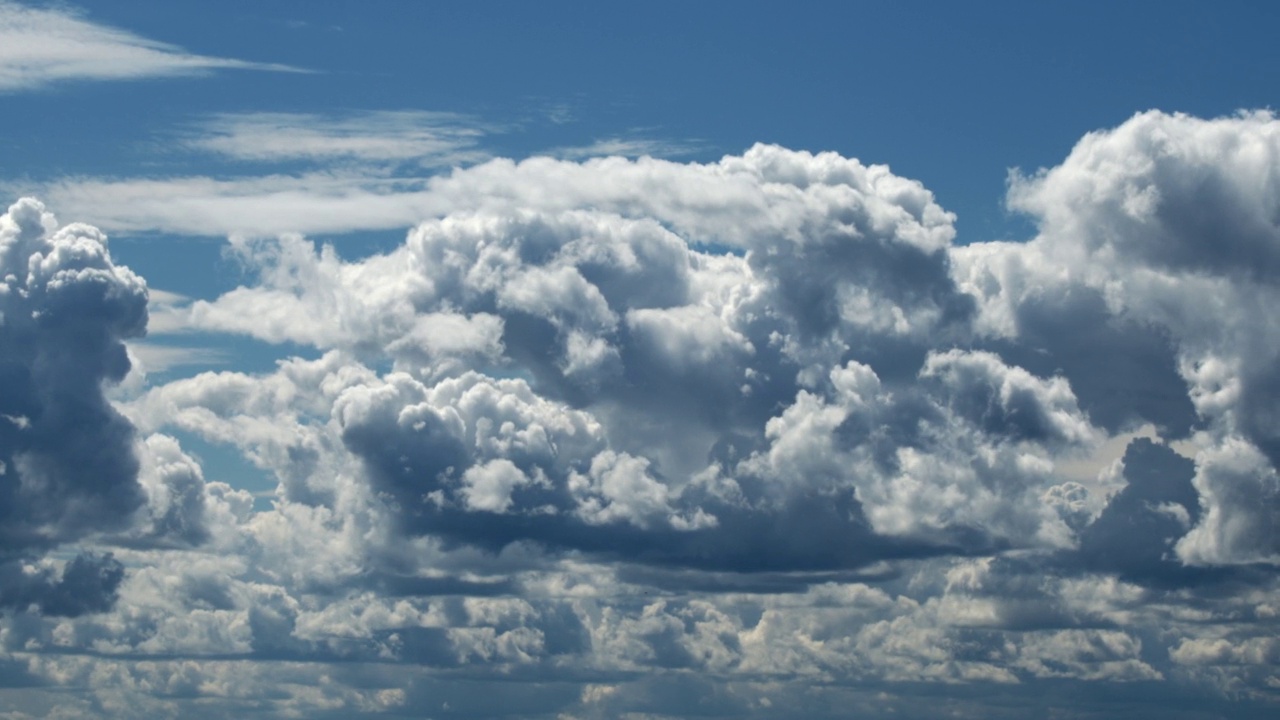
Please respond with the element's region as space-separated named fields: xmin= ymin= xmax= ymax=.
xmin=186 ymin=111 xmax=493 ymax=167
xmin=0 ymin=1 xmax=302 ymax=92
xmin=550 ymin=136 xmax=706 ymax=161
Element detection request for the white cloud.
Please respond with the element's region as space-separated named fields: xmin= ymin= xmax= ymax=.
xmin=8 ymin=110 xmax=1280 ymax=717
xmin=957 ymin=110 xmax=1280 ymax=565
xmin=0 ymin=1 xmax=300 ymax=92
xmin=460 ymin=459 xmax=532 ymax=513
xmin=1177 ymin=436 xmax=1280 ymax=564
xmin=550 ymin=136 xmax=705 ymax=160
xmin=126 ymin=343 xmax=230 ymax=373
xmin=22 ymin=172 xmax=434 ymax=237
xmin=187 ymin=111 xmax=491 ymax=167
xmin=26 ymin=143 xmax=957 ymax=243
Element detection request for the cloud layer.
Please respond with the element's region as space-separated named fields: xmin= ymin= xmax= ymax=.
xmin=3 ymin=111 xmax=1280 ymax=719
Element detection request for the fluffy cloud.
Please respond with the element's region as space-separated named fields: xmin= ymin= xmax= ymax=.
xmin=0 ymin=198 xmax=228 ymax=626
xmin=0 ymin=552 xmax=124 ymax=617
xmin=6 ymin=110 xmax=1280 ymax=718
xmin=147 ymin=147 xmax=1011 ymax=571
xmin=139 ymin=120 xmax=1280 ymax=576
xmin=956 ymin=110 xmax=1280 ymax=566
xmin=0 ymin=198 xmax=147 ymax=553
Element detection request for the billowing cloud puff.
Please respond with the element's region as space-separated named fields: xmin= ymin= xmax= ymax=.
xmin=0 ymin=198 xmax=148 ymax=554
xmin=9 ymin=111 xmax=1280 ymax=718
xmin=956 ymin=111 xmax=1280 ymax=566
xmin=148 ymin=128 xmax=1280 ymax=576
xmin=0 ymin=198 xmax=219 ymax=625
xmin=159 ymin=147 xmax=1006 ymax=571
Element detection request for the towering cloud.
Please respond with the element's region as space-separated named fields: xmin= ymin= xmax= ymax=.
xmin=956 ymin=110 xmax=1280 ymax=566
xmin=0 ymin=198 xmax=147 ymax=552
xmin=5 ymin=111 xmax=1280 ymax=718
xmin=149 ymin=121 xmax=1280 ymax=579
xmin=168 ymin=146 xmax=1056 ymax=571
xmin=0 ymin=198 xmax=203 ymax=620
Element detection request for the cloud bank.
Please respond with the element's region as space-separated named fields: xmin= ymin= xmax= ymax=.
xmin=3 ymin=111 xmax=1280 ymax=719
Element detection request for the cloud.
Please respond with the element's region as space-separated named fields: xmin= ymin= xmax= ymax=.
xmin=0 ymin=198 xmax=148 ymax=553
xmin=8 ymin=111 xmax=1280 ymax=717
xmin=125 ymin=342 xmax=231 ymax=374
xmin=145 ymin=147 xmax=1003 ymax=569
xmin=0 ymin=198 xmax=223 ymax=627
xmin=550 ymin=136 xmax=706 ymax=161
xmin=131 ymin=433 xmax=211 ymax=547
xmin=0 ymin=1 xmax=300 ymax=92
xmin=1073 ymin=437 xmax=1206 ymax=584
xmin=0 ymin=552 xmax=124 ymax=616
xmin=186 ymin=111 xmax=491 ymax=168
xmin=134 ymin=127 xmax=1280 ymax=577
xmin=26 ymin=142 xmax=959 ymax=240
xmin=957 ymin=110 xmax=1280 ymax=566
xmin=25 ymin=172 xmax=437 ymax=237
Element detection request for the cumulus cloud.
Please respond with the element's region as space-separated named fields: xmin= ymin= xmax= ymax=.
xmin=9 ymin=110 xmax=1280 ymax=717
xmin=0 ymin=552 xmax=124 ymax=616
xmin=28 ymin=141 xmax=962 ymax=241
xmin=142 ymin=147 xmax=1009 ymax=571
xmin=957 ymin=110 xmax=1280 ymax=567
xmin=0 ymin=198 xmax=148 ymax=553
xmin=0 ymin=1 xmax=299 ymax=92
xmin=137 ymin=125 xmax=1280 ymax=576
xmin=0 ymin=198 xmax=228 ymax=632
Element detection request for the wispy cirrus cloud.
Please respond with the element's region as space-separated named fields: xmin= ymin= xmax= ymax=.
xmin=186 ymin=111 xmax=492 ymax=167
xmin=550 ymin=135 xmax=706 ymax=161
xmin=0 ymin=1 xmax=300 ymax=92
xmin=3 ymin=103 xmax=698 ymax=236
xmin=25 ymin=171 xmax=437 ymax=236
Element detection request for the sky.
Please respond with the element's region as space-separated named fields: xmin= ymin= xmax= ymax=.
xmin=1 ymin=1 xmax=1280 ymax=718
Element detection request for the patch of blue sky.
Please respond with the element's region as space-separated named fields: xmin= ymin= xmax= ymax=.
xmin=164 ymin=427 xmax=277 ymax=512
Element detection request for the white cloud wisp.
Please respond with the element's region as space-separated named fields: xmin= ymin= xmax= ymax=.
xmin=0 ymin=1 xmax=299 ymax=92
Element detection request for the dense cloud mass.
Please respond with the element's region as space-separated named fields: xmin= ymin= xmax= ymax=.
xmin=0 ymin=198 xmax=148 ymax=551
xmin=0 ymin=198 xmax=220 ymax=623
xmin=0 ymin=202 xmax=156 ymax=628
xmin=4 ymin=112 xmax=1280 ymax=718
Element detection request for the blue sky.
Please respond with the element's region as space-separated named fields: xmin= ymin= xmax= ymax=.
xmin=2 ymin=2 xmax=1280 ymax=718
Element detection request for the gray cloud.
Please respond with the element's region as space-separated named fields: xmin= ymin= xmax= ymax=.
xmin=0 ymin=198 xmax=148 ymax=553
xmin=0 ymin=552 xmax=123 ymax=617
